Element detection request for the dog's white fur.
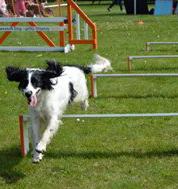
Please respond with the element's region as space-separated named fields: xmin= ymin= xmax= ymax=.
xmin=9 ymin=54 xmax=112 ymax=162
xmin=30 ymin=66 xmax=91 ymax=162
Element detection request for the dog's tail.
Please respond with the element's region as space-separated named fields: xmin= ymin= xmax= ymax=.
xmin=82 ymin=54 xmax=112 ymax=74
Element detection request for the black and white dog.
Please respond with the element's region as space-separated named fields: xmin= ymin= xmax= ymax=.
xmin=6 ymin=54 xmax=112 ymax=163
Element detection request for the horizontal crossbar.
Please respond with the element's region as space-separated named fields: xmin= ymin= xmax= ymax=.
xmin=23 ymin=113 xmax=178 ymax=120
xmin=93 ymin=73 xmax=178 ymax=77
xmin=128 ymin=55 xmax=178 ymax=60
xmin=0 ymin=26 xmax=66 ymax=32
xmin=0 ymin=46 xmax=66 ymax=52
xmin=146 ymin=42 xmax=178 ymax=45
xmin=0 ymin=17 xmax=66 ymax=23
xmin=45 ymin=3 xmax=67 ymax=8
xmin=63 ymin=113 xmax=178 ymax=118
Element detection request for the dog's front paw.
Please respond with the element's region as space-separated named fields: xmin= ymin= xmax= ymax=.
xmin=32 ymin=151 xmax=44 ymax=163
xmin=36 ymin=142 xmax=46 ymax=153
xmin=32 ymin=152 xmax=43 ymax=163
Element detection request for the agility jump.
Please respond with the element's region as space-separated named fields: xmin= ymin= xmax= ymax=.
xmin=19 ymin=112 xmax=178 ymax=157
xmin=146 ymin=42 xmax=178 ymax=51
xmin=0 ymin=0 xmax=97 ymax=52
xmin=127 ymin=55 xmax=178 ymax=71
xmin=90 ymin=73 xmax=178 ymax=97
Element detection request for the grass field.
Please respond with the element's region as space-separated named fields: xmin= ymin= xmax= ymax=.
xmin=1 ymin=3 xmax=178 ymax=189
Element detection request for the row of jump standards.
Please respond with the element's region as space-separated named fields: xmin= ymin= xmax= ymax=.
xmin=1 ymin=2 xmax=177 ymax=156
xmin=20 ymin=72 xmax=178 ymax=156
xmin=128 ymin=42 xmax=178 ymax=71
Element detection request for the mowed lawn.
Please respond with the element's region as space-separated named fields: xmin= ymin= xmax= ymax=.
xmin=1 ymin=3 xmax=178 ymax=189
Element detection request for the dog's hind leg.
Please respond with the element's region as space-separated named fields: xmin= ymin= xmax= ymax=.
xmin=80 ymin=99 xmax=89 ymax=111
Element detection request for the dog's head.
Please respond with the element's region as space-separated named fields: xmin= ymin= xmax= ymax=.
xmin=6 ymin=60 xmax=63 ymax=107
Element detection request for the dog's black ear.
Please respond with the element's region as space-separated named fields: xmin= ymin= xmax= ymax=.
xmin=6 ymin=66 xmax=27 ymax=82
xmin=40 ymin=61 xmax=63 ymax=90
xmin=40 ymin=69 xmax=60 ymax=90
xmin=42 ymin=70 xmax=60 ymax=80
xmin=46 ymin=60 xmax=63 ymax=77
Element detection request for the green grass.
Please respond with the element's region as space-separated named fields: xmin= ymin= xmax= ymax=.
xmin=1 ymin=4 xmax=178 ymax=189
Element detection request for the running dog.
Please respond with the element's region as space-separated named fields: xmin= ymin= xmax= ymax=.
xmin=6 ymin=54 xmax=112 ymax=163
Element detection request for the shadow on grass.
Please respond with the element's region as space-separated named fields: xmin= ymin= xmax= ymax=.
xmin=0 ymin=146 xmax=25 ymax=184
xmin=46 ymin=148 xmax=178 ymax=160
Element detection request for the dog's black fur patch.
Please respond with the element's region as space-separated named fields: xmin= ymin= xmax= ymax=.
xmin=46 ymin=60 xmax=63 ymax=76
xmin=29 ymin=70 xmax=52 ymax=90
xmin=6 ymin=60 xmax=89 ymax=94
xmin=65 ymin=64 xmax=92 ymax=74
xmin=18 ymin=75 xmax=29 ymax=90
xmin=69 ymin=82 xmax=77 ymax=103
xmin=46 ymin=59 xmax=92 ymax=75
xmin=6 ymin=66 xmax=27 ymax=82
xmin=6 ymin=61 xmax=64 ymax=91
xmin=6 ymin=67 xmax=29 ymax=90
xmin=29 ymin=70 xmax=60 ymax=91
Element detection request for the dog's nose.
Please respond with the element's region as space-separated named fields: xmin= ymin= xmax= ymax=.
xmin=25 ymin=91 xmax=32 ymax=98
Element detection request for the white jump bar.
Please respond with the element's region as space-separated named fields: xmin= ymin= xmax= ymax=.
xmin=94 ymin=73 xmax=178 ymax=77
xmin=0 ymin=17 xmax=66 ymax=22
xmin=146 ymin=42 xmax=178 ymax=51
xmin=45 ymin=3 xmax=67 ymax=8
xmin=0 ymin=46 xmax=66 ymax=52
xmin=63 ymin=113 xmax=178 ymax=118
xmin=147 ymin=42 xmax=178 ymax=45
xmin=128 ymin=55 xmax=178 ymax=60
xmin=23 ymin=113 xmax=178 ymax=119
xmin=0 ymin=26 xmax=66 ymax=32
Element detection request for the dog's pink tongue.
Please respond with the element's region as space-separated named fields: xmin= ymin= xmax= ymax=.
xmin=30 ymin=95 xmax=37 ymax=107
